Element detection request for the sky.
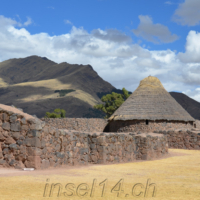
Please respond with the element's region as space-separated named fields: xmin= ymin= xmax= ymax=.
xmin=0 ymin=0 xmax=200 ymax=101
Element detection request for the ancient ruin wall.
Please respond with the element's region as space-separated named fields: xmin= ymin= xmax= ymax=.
xmin=108 ymin=120 xmax=194 ymax=133
xmin=0 ymin=106 xmax=168 ymax=169
xmin=41 ymin=118 xmax=108 ymax=132
xmin=157 ymin=130 xmax=200 ymax=150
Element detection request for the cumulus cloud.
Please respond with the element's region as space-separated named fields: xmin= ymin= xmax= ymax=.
xmin=173 ymin=0 xmax=200 ymax=26
xmin=178 ymin=31 xmax=200 ymax=63
xmin=0 ymin=15 xmax=200 ymax=101
xmin=0 ymin=15 xmax=20 ymax=28
xmin=92 ymin=29 xmax=132 ymax=43
xmin=132 ymin=15 xmax=179 ymax=44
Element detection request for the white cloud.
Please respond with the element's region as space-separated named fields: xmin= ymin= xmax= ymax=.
xmin=183 ymin=88 xmax=200 ymax=102
xmin=178 ymin=31 xmax=200 ymax=63
xmin=0 ymin=15 xmax=200 ymax=102
xmin=132 ymin=15 xmax=179 ymax=44
xmin=0 ymin=15 xmax=20 ymax=28
xmin=24 ymin=17 xmax=32 ymax=26
xmin=64 ymin=20 xmax=73 ymax=25
xmin=173 ymin=0 xmax=200 ymax=26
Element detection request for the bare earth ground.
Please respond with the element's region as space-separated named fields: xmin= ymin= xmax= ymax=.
xmin=0 ymin=149 xmax=200 ymax=200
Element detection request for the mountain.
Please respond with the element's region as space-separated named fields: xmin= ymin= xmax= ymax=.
xmin=170 ymin=92 xmax=200 ymax=120
xmin=0 ymin=55 xmax=199 ymax=120
xmin=0 ymin=56 xmax=114 ymax=118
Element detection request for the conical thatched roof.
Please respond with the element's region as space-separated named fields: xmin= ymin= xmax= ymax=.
xmin=109 ymin=76 xmax=195 ymax=122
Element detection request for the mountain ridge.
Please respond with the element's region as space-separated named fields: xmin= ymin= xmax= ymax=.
xmin=0 ymin=56 xmax=114 ymax=118
xmin=0 ymin=55 xmax=199 ymax=120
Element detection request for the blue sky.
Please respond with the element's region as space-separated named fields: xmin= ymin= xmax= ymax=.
xmin=1 ymin=0 xmax=191 ymax=51
xmin=0 ymin=0 xmax=200 ymax=101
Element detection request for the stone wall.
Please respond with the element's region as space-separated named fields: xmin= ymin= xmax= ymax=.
xmin=41 ymin=118 xmax=108 ymax=132
xmin=157 ymin=129 xmax=200 ymax=150
xmin=88 ymin=132 xmax=168 ymax=164
xmin=0 ymin=105 xmax=168 ymax=169
xmin=108 ymin=120 xmax=194 ymax=133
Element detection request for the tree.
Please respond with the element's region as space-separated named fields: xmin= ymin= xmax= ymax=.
xmin=45 ymin=108 xmax=66 ymax=118
xmin=94 ymin=88 xmax=131 ymax=119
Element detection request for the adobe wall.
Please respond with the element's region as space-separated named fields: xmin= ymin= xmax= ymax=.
xmin=0 ymin=106 xmax=168 ymax=169
xmin=108 ymin=120 xmax=194 ymax=133
xmin=41 ymin=118 xmax=108 ymax=132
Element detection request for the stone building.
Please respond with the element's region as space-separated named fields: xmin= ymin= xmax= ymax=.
xmin=107 ymin=76 xmax=195 ymax=132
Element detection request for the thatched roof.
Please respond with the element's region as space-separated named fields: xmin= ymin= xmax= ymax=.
xmin=109 ymin=76 xmax=195 ymax=122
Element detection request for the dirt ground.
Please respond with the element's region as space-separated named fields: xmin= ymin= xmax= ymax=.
xmin=0 ymin=149 xmax=200 ymax=200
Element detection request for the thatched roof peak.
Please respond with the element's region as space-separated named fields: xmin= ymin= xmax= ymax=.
xmin=109 ymin=76 xmax=195 ymax=122
xmin=139 ymin=76 xmax=164 ymax=89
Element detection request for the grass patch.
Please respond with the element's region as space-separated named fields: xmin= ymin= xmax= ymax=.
xmin=54 ymin=89 xmax=75 ymax=97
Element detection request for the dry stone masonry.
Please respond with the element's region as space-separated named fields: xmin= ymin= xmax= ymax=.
xmin=158 ymin=129 xmax=200 ymax=150
xmin=0 ymin=105 xmax=168 ymax=169
xmin=108 ymin=120 xmax=194 ymax=133
xmin=41 ymin=118 xmax=107 ymax=132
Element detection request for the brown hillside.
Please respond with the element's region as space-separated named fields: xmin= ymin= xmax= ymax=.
xmin=0 ymin=56 xmax=114 ymax=118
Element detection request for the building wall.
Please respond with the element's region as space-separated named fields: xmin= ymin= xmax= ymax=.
xmin=41 ymin=118 xmax=108 ymax=132
xmin=0 ymin=109 xmax=168 ymax=169
xmin=108 ymin=120 xmax=194 ymax=133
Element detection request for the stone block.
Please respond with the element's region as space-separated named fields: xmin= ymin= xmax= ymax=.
xmin=0 ymin=133 xmax=5 ymax=141
xmin=2 ymin=122 xmax=10 ymax=131
xmin=90 ymin=154 xmax=98 ymax=162
xmin=0 ymin=159 xmax=6 ymax=165
xmin=30 ymin=122 xmax=42 ymax=130
xmin=25 ymin=156 xmax=41 ymax=169
xmin=11 ymin=132 xmax=21 ymax=140
xmin=9 ymin=115 xmax=17 ymax=123
xmin=41 ymin=159 xmax=50 ymax=169
xmin=21 ymin=125 xmax=29 ymax=131
xmin=27 ymin=147 xmax=42 ymax=156
xmin=2 ymin=113 xmax=9 ymax=121
xmin=56 ymin=152 xmax=65 ymax=159
xmin=21 ymin=118 xmax=27 ymax=125
xmin=79 ymin=148 xmax=88 ymax=155
xmin=5 ymin=137 xmax=16 ymax=145
xmin=55 ymin=144 xmax=61 ymax=151
xmin=9 ymin=144 xmax=18 ymax=150
xmin=141 ymin=154 xmax=148 ymax=160
xmin=27 ymin=130 xmax=41 ymax=138
xmin=11 ymin=121 xmax=21 ymax=132
xmin=90 ymin=143 xmax=96 ymax=150
xmin=9 ymin=159 xmax=16 ymax=166
xmin=15 ymin=161 xmax=25 ymax=169
xmin=41 ymin=139 xmax=46 ymax=148
xmin=24 ymin=137 xmax=41 ymax=148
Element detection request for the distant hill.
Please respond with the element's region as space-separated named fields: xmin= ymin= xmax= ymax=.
xmin=0 ymin=56 xmax=114 ymax=118
xmin=170 ymin=92 xmax=200 ymax=120
xmin=0 ymin=55 xmax=199 ymax=120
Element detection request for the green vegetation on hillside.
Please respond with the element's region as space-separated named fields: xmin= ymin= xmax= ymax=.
xmin=94 ymin=88 xmax=130 ymax=118
xmin=45 ymin=108 xmax=66 ymax=118
xmin=54 ymin=89 xmax=75 ymax=97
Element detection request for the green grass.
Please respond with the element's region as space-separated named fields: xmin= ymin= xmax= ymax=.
xmin=54 ymin=89 xmax=75 ymax=97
